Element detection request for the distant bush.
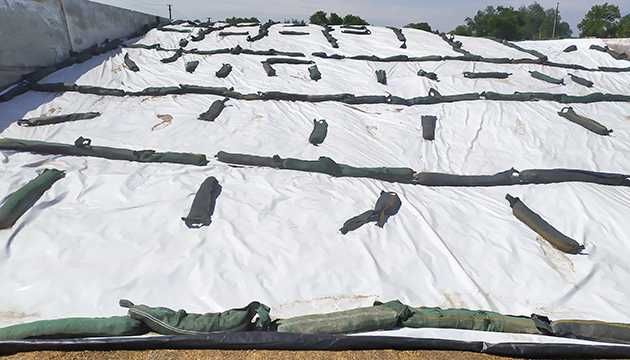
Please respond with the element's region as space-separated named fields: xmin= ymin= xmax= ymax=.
xmin=309 ymin=11 xmax=369 ymax=26
xmin=405 ymin=22 xmax=432 ymax=32
xmin=284 ymin=18 xmax=306 ymax=25
xmin=225 ymin=17 xmax=260 ymax=25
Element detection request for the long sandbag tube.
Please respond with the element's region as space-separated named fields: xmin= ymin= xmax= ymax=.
xmin=463 ymin=72 xmax=511 ymax=79
xmin=0 ymin=169 xmax=65 ymax=230
xmin=181 ymin=177 xmax=222 ymax=228
xmin=262 ymin=62 xmax=276 ymax=77
xmin=120 ymin=299 xmax=271 ymax=334
xmin=17 ymin=112 xmax=101 ymax=127
xmin=440 ymin=33 xmax=471 ymax=56
xmin=340 ymin=191 xmax=402 ymax=234
xmin=421 ymin=115 xmax=437 ymax=140
xmin=185 ymin=61 xmax=199 ymax=73
xmin=275 ymin=300 xmax=412 ymax=334
xmin=198 ymin=98 xmax=229 ymax=122
xmin=589 ymin=44 xmax=629 ymax=61
xmin=376 ymin=70 xmax=387 ymax=85
xmin=279 ymin=31 xmax=309 ymax=35
xmin=547 ymin=318 xmax=630 ymax=344
xmin=0 ymin=316 xmax=148 ymax=340
xmin=321 ymin=25 xmax=339 ymax=48
xmin=264 ymin=58 xmax=314 ymax=65
xmin=490 ymin=38 xmax=548 ymax=60
xmin=0 ymin=137 xmax=208 ymax=166
xmin=247 ymin=20 xmax=277 ymax=42
xmin=215 ymin=63 xmax=233 ymax=78
xmin=308 ymin=119 xmax=328 ymax=146
xmin=417 ymin=69 xmax=438 ymax=81
xmin=529 ymin=70 xmax=564 ymax=85
xmin=308 ymin=65 xmax=321 ymax=81
xmin=568 ymin=73 xmax=594 ymax=88
xmin=123 ymin=53 xmax=140 ymax=72
xmin=161 ymin=48 xmax=183 ymax=63
xmin=218 ymin=31 xmax=249 ymax=37
xmin=505 ymin=194 xmax=585 ymax=254
xmin=342 ymin=29 xmax=371 ymax=35
xmin=557 ymin=107 xmax=612 ymax=135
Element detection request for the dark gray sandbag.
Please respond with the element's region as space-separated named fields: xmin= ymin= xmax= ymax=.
xmin=264 ymin=58 xmax=314 ymax=65
xmin=0 ymin=316 xmax=148 ymax=340
xmin=321 ymin=29 xmax=339 ymax=48
xmin=76 ymin=85 xmax=126 ymax=97
xmin=414 ymin=168 xmax=518 ymax=187
xmin=123 ymin=53 xmax=139 ymax=72
xmin=563 ymin=45 xmax=577 ymax=53
xmin=219 ymin=31 xmax=249 ymax=37
xmin=0 ymin=169 xmax=65 ymax=230
xmin=505 ymin=194 xmax=584 ymax=255
xmin=215 ymin=63 xmax=233 ymax=78
xmin=279 ymin=31 xmax=309 ymax=35
xmin=308 ymin=119 xmax=328 ymax=145
xmin=191 ymin=48 xmax=231 ymax=56
xmin=130 ymin=86 xmax=183 ymax=96
xmin=340 ymin=25 xmax=367 ymax=30
xmin=560 ymin=93 xmax=630 ymax=103
xmin=388 ymin=27 xmax=406 ymax=42
xmin=161 ymin=49 xmax=184 ymax=63
xmin=191 ymin=31 xmax=206 ymax=41
xmin=568 ymin=73 xmax=594 ymax=88
xmin=426 ymin=88 xmax=481 ymax=103
xmin=308 ymin=65 xmax=321 ymax=81
xmin=198 ymin=98 xmax=229 ymax=122
xmin=283 ymin=156 xmax=342 ymax=177
xmin=549 ymin=319 xmax=630 ymax=344
xmin=185 ymin=61 xmax=199 ymax=73
xmin=421 ymin=115 xmax=437 ymax=140
xmin=179 ymin=38 xmax=189 ymax=48
xmin=375 ymin=70 xmax=387 ymax=85
xmin=124 ymin=43 xmax=162 ymax=50
xmin=417 ymin=69 xmax=438 ymax=81
xmin=216 ymin=151 xmax=283 ymax=168
xmin=17 ymin=112 xmax=101 ymax=127
xmin=262 ymin=62 xmax=276 ymax=76
xmin=400 ymin=41 xmax=407 ymax=49
xmin=158 ymin=27 xmax=192 ymax=33
xmin=341 ymin=29 xmax=371 ymax=35
xmin=339 ymin=165 xmax=415 ymax=183
xmin=179 ymin=84 xmax=233 ymax=95
xmin=463 ymin=72 xmax=511 ymax=79
xmin=529 ymin=70 xmax=564 ymax=85
xmin=557 ymin=107 xmax=612 ymax=135
xmin=240 ymin=49 xmax=305 ymax=57
xmin=181 ymin=177 xmax=222 ymax=228
xmin=339 ymin=191 xmax=402 ymax=234
xmin=0 ymin=137 xmax=208 ymax=166
xmin=518 ymin=169 xmax=630 ymax=186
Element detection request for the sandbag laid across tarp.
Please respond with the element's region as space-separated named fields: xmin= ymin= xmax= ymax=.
xmin=161 ymin=48 xmax=184 ymax=63
xmin=120 ymin=299 xmax=271 ymax=334
xmin=179 ymin=38 xmax=189 ymax=48
xmin=414 ymin=168 xmax=518 ymax=187
xmin=123 ymin=53 xmax=139 ymax=72
xmin=388 ymin=27 xmax=406 ymax=48
xmin=0 ymin=316 xmax=148 ymax=340
xmin=417 ymin=69 xmax=438 ymax=81
xmin=589 ymin=44 xmax=629 ymax=61
xmin=321 ymin=26 xmax=339 ymax=48
xmin=308 ymin=119 xmax=328 ymax=145
xmin=517 ymin=168 xmax=630 ymax=186
xmin=568 ymin=73 xmax=594 ymax=88
xmin=545 ymin=318 xmax=630 ymax=344
xmin=0 ymin=137 xmax=208 ymax=166
xmin=463 ymin=72 xmax=511 ymax=79
xmin=563 ymin=45 xmax=578 ymax=53
xmin=275 ymin=300 xmax=412 ymax=334
xmin=423 ymin=88 xmax=481 ymax=103
xmin=403 ymin=307 xmax=545 ymax=335
xmin=506 ymin=194 xmax=585 ymax=254
xmin=375 ymin=70 xmax=387 ymax=85
xmin=215 ymin=63 xmax=233 ymax=78
xmin=17 ymin=112 xmax=101 ymax=127
xmin=262 ymin=62 xmax=276 ymax=76
xmin=279 ymin=30 xmax=309 ymax=35
xmin=0 ymin=169 xmax=65 ymax=230
xmin=185 ymin=61 xmax=199 ymax=73
xmin=340 ymin=191 xmax=402 ymax=234
xmin=421 ymin=115 xmax=437 ymax=140
xmin=308 ymin=65 xmax=321 ymax=81
xmin=529 ymin=70 xmax=564 ymax=85
xmin=341 ymin=29 xmax=372 ymax=35
xmin=198 ymin=98 xmax=229 ymax=122
xmin=557 ymin=106 xmax=612 ymax=135
xmin=264 ymin=58 xmax=314 ymax=65
xmin=247 ymin=20 xmax=277 ymax=42
xmin=181 ymin=176 xmax=222 ymax=229
xmin=219 ymin=31 xmax=249 ymax=37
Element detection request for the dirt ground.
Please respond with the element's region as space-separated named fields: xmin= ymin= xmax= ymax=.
xmin=3 ymin=350 xmax=510 ymax=360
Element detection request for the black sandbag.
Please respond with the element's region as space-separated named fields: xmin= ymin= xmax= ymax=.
xmin=179 ymin=84 xmax=233 ymax=95
xmin=123 ymin=53 xmax=139 ymax=72
xmin=417 ymin=69 xmax=438 ymax=81
xmin=158 ymin=27 xmax=191 ymax=33
xmin=529 ymin=70 xmax=564 ymax=85
xmin=283 ymin=156 xmax=342 ymax=177
xmin=589 ymin=44 xmax=628 ymax=60
xmin=262 ymin=62 xmax=276 ymax=76
xmin=241 ymin=49 xmax=305 ymax=57
xmin=308 ymin=65 xmax=321 ymax=81
xmin=414 ymin=168 xmax=518 ymax=186
xmin=493 ymin=38 xmax=548 ymax=60
xmin=340 ymin=25 xmax=367 ymax=30
xmin=338 ymin=165 xmax=415 ymax=183
xmin=0 ymin=81 xmax=31 ymax=103
xmin=181 ymin=177 xmax=221 ymax=228
xmin=308 ymin=119 xmax=328 ymax=145
xmin=264 ymin=58 xmax=314 ymax=65
xmin=421 ymin=115 xmax=437 ymax=140
xmin=219 ymin=31 xmax=249 ymax=37
xmin=340 ymin=191 xmax=401 ymax=234
xmin=311 ymin=52 xmax=344 ymax=59
xmin=215 ymin=63 xmax=233 ymax=78
xmin=563 ymin=45 xmax=577 ymax=53
xmin=560 ymin=93 xmax=630 ymax=103
xmin=185 ymin=61 xmax=199 ymax=73
xmin=260 ymin=91 xmax=309 ymax=101
xmin=427 ymin=88 xmax=481 ymax=103
xmin=557 ymin=107 xmax=612 ymax=135
xmin=341 ymin=29 xmax=371 ymax=35
xmin=17 ymin=112 xmax=101 ymax=127
xmin=344 ymin=95 xmax=389 ymax=104
xmin=190 ymin=48 xmax=232 ymax=56
xmin=463 ymin=72 xmax=511 ymax=79
xmin=388 ymin=27 xmax=406 ymax=42
xmin=123 ymin=43 xmax=162 ymax=50
xmin=198 ymin=98 xmax=229 ymax=122
xmin=549 ymin=319 xmax=630 ymax=344
xmin=0 ymin=137 xmax=208 ymax=166
xmin=0 ymin=169 xmax=65 ymax=230
xmin=216 ymin=151 xmax=283 ymax=168
xmin=505 ymin=194 xmax=584 ymax=254
xmin=321 ymin=29 xmax=339 ymax=48
xmin=77 ymin=85 xmax=126 ymax=97
xmin=191 ymin=31 xmax=206 ymax=42
xmin=179 ymin=38 xmax=189 ymax=48
xmin=375 ymin=70 xmax=387 ymax=85
xmin=568 ymin=73 xmax=594 ymax=88
xmin=518 ymin=169 xmax=630 ymax=186
xmin=279 ymin=31 xmax=309 ymax=35
xmin=131 ymin=86 xmax=183 ymax=96
xmin=161 ymin=49 xmax=184 ymax=63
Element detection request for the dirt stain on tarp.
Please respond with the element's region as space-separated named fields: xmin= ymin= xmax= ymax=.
xmin=0 ymin=310 xmax=39 ymax=322
xmin=537 ymin=236 xmax=575 ymax=282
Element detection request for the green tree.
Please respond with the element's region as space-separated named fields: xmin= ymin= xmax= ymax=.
xmin=452 ymin=25 xmax=471 ymax=36
xmin=578 ymin=3 xmax=621 ymax=38
xmin=405 ymin=22 xmax=432 ymax=32
xmin=342 ymin=14 xmax=369 ymax=25
xmin=618 ymin=15 xmax=630 ymax=37
xmin=310 ymin=11 xmax=328 ymax=25
xmin=329 ymin=13 xmax=344 ymax=25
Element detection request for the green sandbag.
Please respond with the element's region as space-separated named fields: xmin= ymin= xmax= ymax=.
xmin=0 ymin=316 xmax=148 ymax=340
xmin=402 ymin=307 xmax=543 ymax=334
xmin=0 ymin=169 xmax=65 ymax=230
xmin=463 ymin=72 xmax=511 ymax=79
xmin=308 ymin=65 xmax=321 ymax=81
xmin=215 ymin=63 xmax=233 ymax=78
xmin=283 ymin=156 xmax=342 ymax=177
xmin=124 ymin=53 xmax=139 ymax=72
xmin=529 ymin=70 xmax=564 ymax=85
xmin=275 ymin=300 xmax=412 ymax=334
xmin=0 ymin=137 xmax=208 ymax=166
xmin=308 ymin=119 xmax=328 ymax=145
xmin=120 ymin=299 xmax=271 ymax=334
xmin=185 ymin=61 xmax=199 ymax=73
xmin=563 ymin=45 xmax=577 ymax=53
xmin=558 ymin=107 xmax=612 ymax=135
xmin=198 ymin=98 xmax=229 ymax=122
xmin=375 ymin=70 xmax=387 ymax=85
xmin=568 ymin=73 xmax=594 ymax=88
xmin=17 ymin=112 xmax=101 ymax=127
xmin=262 ymin=62 xmax=276 ymax=76
xmin=506 ymin=194 xmax=584 ymax=255
xmin=550 ymin=319 xmax=630 ymax=344
xmin=264 ymin=58 xmax=314 ymax=65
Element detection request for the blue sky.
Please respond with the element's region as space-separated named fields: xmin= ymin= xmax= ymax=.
xmin=94 ymin=0 xmax=629 ymax=34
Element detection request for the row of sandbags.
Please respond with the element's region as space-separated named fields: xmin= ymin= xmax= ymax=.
xmin=2 ymin=299 xmax=630 ymax=345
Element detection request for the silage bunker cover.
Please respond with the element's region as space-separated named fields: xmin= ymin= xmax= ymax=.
xmin=1 ymin=22 xmax=630 ymax=346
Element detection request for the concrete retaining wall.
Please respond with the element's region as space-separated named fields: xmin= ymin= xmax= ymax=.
xmin=0 ymin=0 xmax=165 ymax=88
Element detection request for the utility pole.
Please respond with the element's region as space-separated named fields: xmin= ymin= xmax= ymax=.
xmin=167 ymin=4 xmax=172 ymax=22
xmin=552 ymin=2 xmax=559 ymax=39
